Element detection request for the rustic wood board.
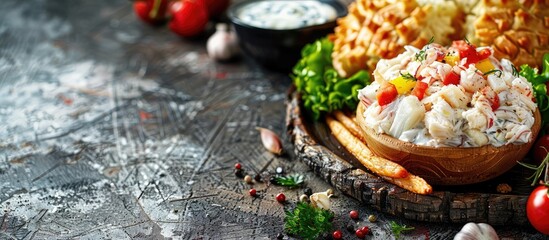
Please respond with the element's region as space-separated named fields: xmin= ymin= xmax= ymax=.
xmin=286 ymin=86 xmax=539 ymax=226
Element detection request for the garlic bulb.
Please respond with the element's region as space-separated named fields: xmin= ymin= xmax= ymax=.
xmin=454 ymin=222 xmax=499 ymax=240
xmin=310 ymin=189 xmax=333 ymax=210
xmin=206 ymin=23 xmax=239 ymax=61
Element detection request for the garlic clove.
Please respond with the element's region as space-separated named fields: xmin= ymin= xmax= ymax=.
xmin=256 ymin=127 xmax=283 ymax=155
xmin=207 ymin=23 xmax=240 ymax=61
xmin=310 ymin=190 xmax=332 ymax=210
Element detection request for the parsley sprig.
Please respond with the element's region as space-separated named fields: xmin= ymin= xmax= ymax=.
xmin=284 ymin=202 xmax=334 ymax=240
xmin=273 ymin=174 xmax=304 ymax=188
xmin=389 ymin=221 xmax=415 ymax=239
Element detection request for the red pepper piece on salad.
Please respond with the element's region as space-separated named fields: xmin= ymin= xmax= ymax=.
xmin=452 ymin=40 xmax=491 ymax=66
xmin=376 ymin=82 xmax=398 ymax=106
xmin=443 ymin=71 xmax=461 ymax=85
xmin=411 ymin=81 xmax=428 ymax=100
xmin=477 ymin=48 xmax=492 ymax=60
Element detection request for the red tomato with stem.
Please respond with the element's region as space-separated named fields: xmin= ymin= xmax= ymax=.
xmin=133 ymin=0 xmax=169 ymax=25
xmin=169 ymin=0 xmax=209 ymax=37
xmin=527 ymin=185 xmax=549 ymax=235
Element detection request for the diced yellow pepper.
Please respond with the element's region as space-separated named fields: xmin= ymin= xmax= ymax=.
xmin=476 ymin=59 xmax=495 ymax=74
xmin=390 ymin=76 xmax=416 ymax=95
xmin=443 ymin=54 xmax=459 ymax=66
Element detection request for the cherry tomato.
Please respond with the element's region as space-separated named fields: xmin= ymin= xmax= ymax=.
xmin=133 ymin=0 xmax=169 ymax=25
xmin=531 ymin=134 xmax=549 ymax=165
xmin=168 ymin=0 xmax=209 ymax=37
xmin=376 ymin=82 xmax=398 ymax=106
xmin=526 ymin=185 xmax=549 ymax=235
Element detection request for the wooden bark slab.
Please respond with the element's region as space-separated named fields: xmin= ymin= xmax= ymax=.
xmin=285 ymin=86 xmax=537 ymax=226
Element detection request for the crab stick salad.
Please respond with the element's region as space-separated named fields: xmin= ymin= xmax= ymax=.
xmin=358 ymin=40 xmax=537 ymax=147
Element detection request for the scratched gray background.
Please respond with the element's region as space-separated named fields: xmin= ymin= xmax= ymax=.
xmin=0 ymin=0 xmax=546 ymax=239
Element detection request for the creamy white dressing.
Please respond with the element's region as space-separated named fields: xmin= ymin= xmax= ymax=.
xmin=358 ymin=44 xmax=537 ymax=148
xmin=236 ymin=1 xmax=337 ymax=30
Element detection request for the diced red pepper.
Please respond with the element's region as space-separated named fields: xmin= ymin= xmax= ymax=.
xmin=443 ymin=71 xmax=461 ymax=85
xmin=451 ymin=40 xmax=490 ymax=66
xmin=411 ymin=81 xmax=428 ymax=100
xmin=376 ymin=82 xmax=398 ymax=106
xmin=477 ymin=48 xmax=491 ymax=60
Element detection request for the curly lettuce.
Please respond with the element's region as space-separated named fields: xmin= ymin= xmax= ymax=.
xmin=292 ymin=38 xmax=370 ymax=120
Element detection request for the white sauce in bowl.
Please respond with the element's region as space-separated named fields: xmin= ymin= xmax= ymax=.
xmin=237 ymin=1 xmax=338 ymax=30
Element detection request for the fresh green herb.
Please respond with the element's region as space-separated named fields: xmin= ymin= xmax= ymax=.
xmin=389 ymin=221 xmax=415 ymax=239
xmin=292 ymin=38 xmax=371 ymax=120
xmin=400 ymin=71 xmax=417 ymax=81
xmin=464 ymin=36 xmax=471 ymax=45
xmin=518 ymin=149 xmax=549 ymax=186
xmin=483 ymin=69 xmax=503 ymax=78
xmin=284 ymin=202 xmax=334 ymax=240
xmin=427 ymin=36 xmax=435 ymax=45
xmin=519 ymin=53 xmax=549 ymax=127
xmin=512 ymin=64 xmax=520 ymax=77
xmin=414 ymin=37 xmax=434 ymax=62
xmin=414 ymin=49 xmax=427 ymax=61
xmin=273 ymin=174 xmax=304 ymax=188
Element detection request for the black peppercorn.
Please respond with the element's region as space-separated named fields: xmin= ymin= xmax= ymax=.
xmin=304 ymin=187 xmax=313 ymax=196
xmin=234 ymin=169 xmax=244 ymax=178
xmin=346 ymin=221 xmax=356 ymax=232
xmin=254 ymin=174 xmax=262 ymax=182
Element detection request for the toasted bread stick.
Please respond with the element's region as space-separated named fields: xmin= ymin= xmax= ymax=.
xmin=326 ymin=115 xmax=408 ymax=179
xmin=333 ymin=110 xmax=365 ymax=142
xmin=382 ymin=174 xmax=433 ymax=195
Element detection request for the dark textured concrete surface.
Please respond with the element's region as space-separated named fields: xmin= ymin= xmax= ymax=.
xmin=0 ymin=0 xmax=546 ymax=239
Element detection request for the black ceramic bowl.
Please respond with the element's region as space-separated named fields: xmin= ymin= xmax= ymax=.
xmin=228 ymin=0 xmax=347 ymax=72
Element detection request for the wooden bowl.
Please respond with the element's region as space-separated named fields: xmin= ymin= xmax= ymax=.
xmin=356 ymin=102 xmax=542 ymax=185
